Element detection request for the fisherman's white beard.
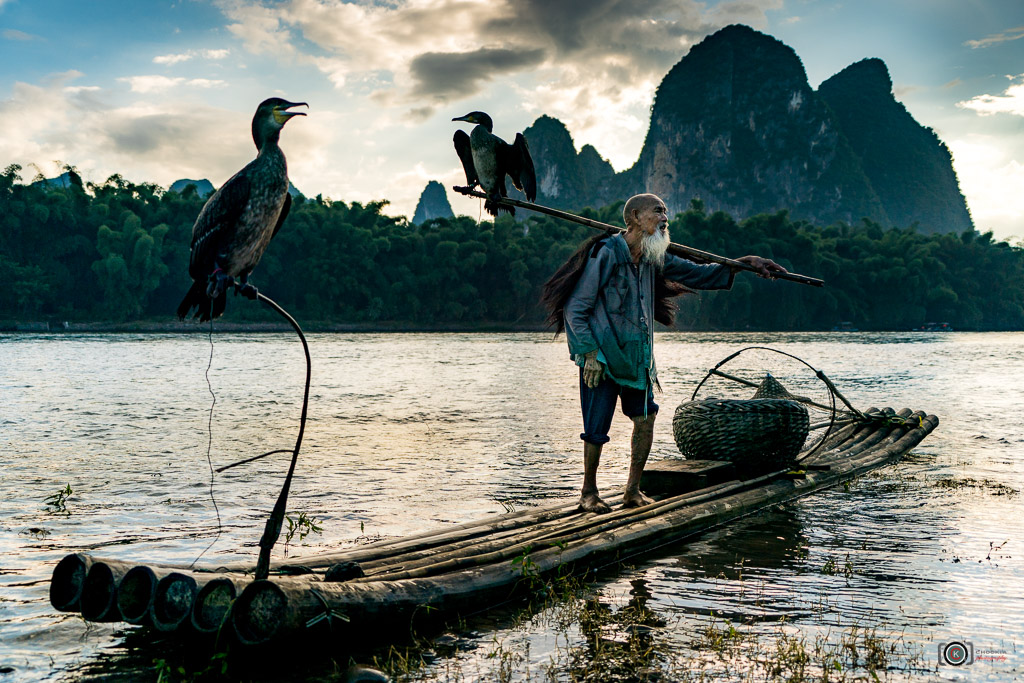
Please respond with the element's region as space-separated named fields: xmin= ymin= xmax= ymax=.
xmin=641 ymin=229 xmax=670 ymax=266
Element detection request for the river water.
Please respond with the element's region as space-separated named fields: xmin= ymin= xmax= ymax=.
xmin=0 ymin=331 xmax=1021 ymax=681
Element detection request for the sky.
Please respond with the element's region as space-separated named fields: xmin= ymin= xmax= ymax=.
xmin=1 ymin=0 xmax=1023 ymax=240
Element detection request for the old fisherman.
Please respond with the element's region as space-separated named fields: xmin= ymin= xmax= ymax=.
xmin=542 ymin=193 xmax=786 ymax=513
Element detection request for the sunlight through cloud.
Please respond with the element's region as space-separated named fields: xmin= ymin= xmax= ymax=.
xmin=957 ymin=74 xmax=1024 ymax=116
xmin=118 ymin=75 xmax=228 ymax=93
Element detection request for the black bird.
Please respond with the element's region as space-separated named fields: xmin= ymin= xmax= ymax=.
xmin=176 ymin=98 xmax=307 ymax=321
xmin=452 ymin=111 xmax=536 ymax=217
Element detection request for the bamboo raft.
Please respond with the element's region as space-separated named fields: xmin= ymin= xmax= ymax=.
xmin=50 ymin=406 xmax=937 ymax=645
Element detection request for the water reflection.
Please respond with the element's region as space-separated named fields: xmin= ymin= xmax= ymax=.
xmin=671 ymin=504 xmax=809 ymax=575
xmin=567 ymin=579 xmax=668 ymax=682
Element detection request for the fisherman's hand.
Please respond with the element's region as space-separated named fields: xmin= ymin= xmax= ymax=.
xmin=735 ymin=255 xmax=788 ymax=279
xmin=583 ymin=351 xmax=605 ymax=389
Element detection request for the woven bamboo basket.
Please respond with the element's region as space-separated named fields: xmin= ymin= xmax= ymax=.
xmin=672 ymin=398 xmax=809 ymax=472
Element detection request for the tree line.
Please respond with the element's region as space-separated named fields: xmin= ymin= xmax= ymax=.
xmin=2 ymin=164 xmax=1022 ymax=331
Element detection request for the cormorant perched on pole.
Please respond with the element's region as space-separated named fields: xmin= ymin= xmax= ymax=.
xmin=176 ymin=98 xmax=307 ymax=321
xmin=452 ymin=111 xmax=536 ymax=217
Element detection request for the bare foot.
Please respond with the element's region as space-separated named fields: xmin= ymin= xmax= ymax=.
xmin=578 ymin=491 xmax=612 ymax=514
xmin=622 ymin=490 xmax=655 ymax=508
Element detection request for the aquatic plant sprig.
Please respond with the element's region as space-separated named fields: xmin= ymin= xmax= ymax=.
xmin=284 ymin=511 xmax=323 ymax=547
xmin=43 ymin=483 xmax=73 ymax=515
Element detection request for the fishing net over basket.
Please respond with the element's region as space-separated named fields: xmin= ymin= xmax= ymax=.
xmin=672 ymin=373 xmax=810 ymax=473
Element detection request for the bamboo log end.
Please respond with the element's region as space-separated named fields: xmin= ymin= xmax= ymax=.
xmin=232 ymin=580 xmax=286 ymax=645
xmin=117 ymin=565 xmax=158 ymax=625
xmin=151 ymin=572 xmax=198 ymax=632
xmin=81 ymin=562 xmax=122 ymax=622
xmin=50 ymin=553 xmax=91 ymax=612
xmin=192 ymin=578 xmax=239 ymax=633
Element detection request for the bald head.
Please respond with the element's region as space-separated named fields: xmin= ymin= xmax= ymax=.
xmin=622 ymin=193 xmax=671 ymax=265
xmin=623 ymin=194 xmax=666 ymax=229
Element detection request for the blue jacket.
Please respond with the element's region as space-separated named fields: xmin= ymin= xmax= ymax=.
xmin=564 ymin=234 xmax=734 ymax=389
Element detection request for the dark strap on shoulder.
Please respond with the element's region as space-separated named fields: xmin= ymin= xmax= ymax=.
xmin=590 ymin=236 xmax=611 ymax=258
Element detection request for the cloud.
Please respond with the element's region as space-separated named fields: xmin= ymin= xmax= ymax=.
xmin=949 ymin=136 xmax=1024 ymax=239
xmin=943 ymin=78 xmax=963 ymax=89
xmin=704 ymin=0 xmax=782 ymax=28
xmin=213 ymin=0 xmax=768 ymax=110
xmin=409 ymin=47 xmax=546 ymax=100
xmin=63 ymin=85 xmax=101 ymax=94
xmin=3 ymin=28 xmax=40 ymax=41
xmin=154 ymin=53 xmax=193 ymax=66
xmin=0 ymin=71 xmax=268 ymax=189
xmin=220 ymin=0 xmax=297 ymax=55
xmin=964 ymin=26 xmax=1024 ymax=49
xmin=957 ymin=74 xmax=1024 ymax=117
xmin=153 ymin=48 xmax=231 ymax=65
xmin=207 ymin=0 xmax=788 ymax=209
xmin=118 ymin=75 xmax=228 ymax=93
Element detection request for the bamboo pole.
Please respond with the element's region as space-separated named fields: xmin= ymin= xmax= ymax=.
xmin=812 ymin=408 xmax=887 ymax=454
xmin=356 ymin=478 xmax=767 ymax=581
xmin=831 ymin=409 xmax=905 ymax=458
xmin=799 ymin=420 xmax=862 ymax=463
xmin=343 ymin=480 xmax=723 ymax=576
xmin=357 ymin=509 xmax=593 ymax=573
xmin=803 ymin=414 xmax=868 ymax=456
xmin=266 ymin=494 xmax=622 ymax=570
xmin=814 ymin=411 xmax=927 ymax=471
xmin=830 ymin=409 xmax=895 ymax=455
xmin=206 ymin=488 xmax=619 ymax=573
xmin=452 ymin=186 xmax=824 ymax=287
xmin=357 ymin=480 xmax=748 ymax=580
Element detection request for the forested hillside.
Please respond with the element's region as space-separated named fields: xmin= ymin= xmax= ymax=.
xmin=1 ymin=165 xmax=1021 ymax=330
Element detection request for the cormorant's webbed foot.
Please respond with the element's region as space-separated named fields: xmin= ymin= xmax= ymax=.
xmin=235 ymin=273 xmax=258 ymax=300
xmin=237 ymin=282 xmax=259 ymax=300
xmin=206 ymin=268 xmax=235 ymax=299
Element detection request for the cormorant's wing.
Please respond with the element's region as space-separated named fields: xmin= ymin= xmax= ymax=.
xmin=453 ymin=130 xmax=478 ymax=186
xmin=271 ymin=192 xmax=291 ymax=241
xmin=188 ymin=173 xmax=251 ymax=280
xmin=501 ymin=133 xmax=537 ymax=202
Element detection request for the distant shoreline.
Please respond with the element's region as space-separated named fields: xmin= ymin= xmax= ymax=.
xmin=0 ymin=320 xmax=553 ymax=334
xmin=0 ymin=320 xmax=991 ymax=333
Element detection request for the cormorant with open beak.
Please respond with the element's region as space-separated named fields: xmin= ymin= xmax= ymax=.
xmin=452 ymin=111 xmax=536 ymax=217
xmin=177 ymin=98 xmax=307 ymax=321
